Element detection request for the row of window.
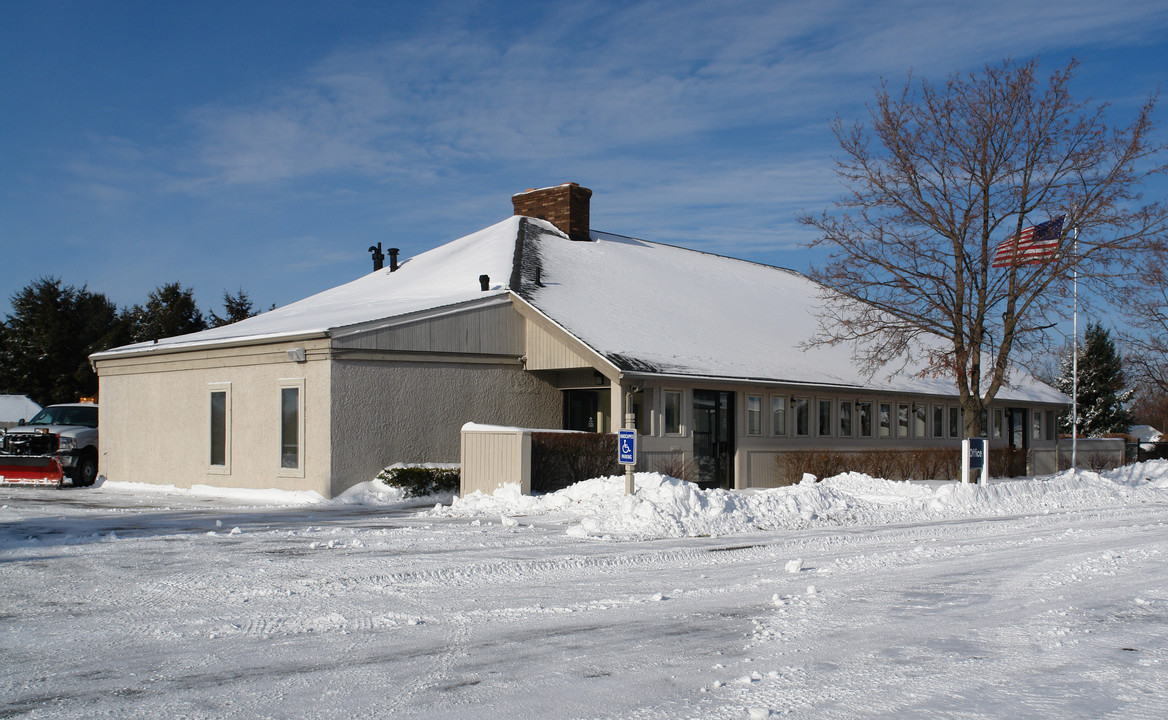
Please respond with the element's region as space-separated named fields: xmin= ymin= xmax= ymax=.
xmin=660 ymin=388 xmax=1054 ymax=442
xmin=745 ymin=396 xmax=964 ymax=440
xmin=208 ymin=380 xmax=305 ymax=475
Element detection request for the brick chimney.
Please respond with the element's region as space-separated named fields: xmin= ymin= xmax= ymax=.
xmin=511 ymin=183 xmax=592 ymax=241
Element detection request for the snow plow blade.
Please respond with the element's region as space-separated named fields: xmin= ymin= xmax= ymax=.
xmin=0 ymin=456 xmax=65 ymax=487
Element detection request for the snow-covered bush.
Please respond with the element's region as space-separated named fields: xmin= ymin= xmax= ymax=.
xmin=376 ymin=465 xmax=460 ymax=498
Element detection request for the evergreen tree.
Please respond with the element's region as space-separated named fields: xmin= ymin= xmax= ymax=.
xmin=1055 ymin=323 xmax=1135 ymax=436
xmin=0 ymin=277 xmax=127 ymax=406
xmin=125 ymin=283 xmax=207 ymax=342
xmin=209 ymin=288 xmax=257 ymax=327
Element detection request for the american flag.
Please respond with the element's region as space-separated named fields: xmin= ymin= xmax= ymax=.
xmin=991 ymin=216 xmax=1065 ymax=268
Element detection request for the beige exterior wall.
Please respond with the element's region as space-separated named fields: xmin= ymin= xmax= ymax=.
xmin=95 ymin=338 xmax=333 ymax=495
xmin=328 ymin=355 xmax=561 ymax=496
xmin=460 ymin=425 xmax=532 ymax=496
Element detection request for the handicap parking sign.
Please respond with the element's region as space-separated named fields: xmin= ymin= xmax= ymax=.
xmin=618 ymin=429 xmax=636 ymax=465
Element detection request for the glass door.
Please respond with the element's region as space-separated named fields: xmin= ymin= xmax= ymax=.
xmin=693 ymin=390 xmax=735 ymax=489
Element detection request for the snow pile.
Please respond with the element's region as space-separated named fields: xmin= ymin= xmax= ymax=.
xmin=431 ymin=461 xmax=1168 ymax=540
xmin=99 ymin=479 xmax=327 ymax=505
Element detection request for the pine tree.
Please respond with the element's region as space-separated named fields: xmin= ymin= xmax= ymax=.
xmin=0 ymin=277 xmax=127 ymax=406
xmin=209 ymin=288 xmax=257 ymax=328
xmin=125 ymin=283 xmax=208 ymax=342
xmin=1055 ymin=323 xmax=1135 ymax=436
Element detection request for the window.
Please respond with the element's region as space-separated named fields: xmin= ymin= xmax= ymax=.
xmin=839 ymin=400 xmax=853 ymax=438
xmin=858 ymin=401 xmax=873 ymax=438
xmin=746 ymin=395 xmax=762 ymax=436
xmin=914 ymin=404 xmax=927 ymax=437
xmin=949 ymin=407 xmax=960 ymax=438
xmin=795 ymin=398 xmax=809 ymax=437
xmin=932 ymin=405 xmax=944 ymax=438
xmin=771 ymin=396 xmax=787 ymax=437
xmin=631 ymin=391 xmax=649 ymax=435
xmin=818 ymin=399 xmax=832 ymax=437
xmin=993 ymin=408 xmax=1003 ymax=439
xmin=879 ymin=403 xmax=892 ymax=438
xmin=209 ymin=383 xmax=230 ymax=473
xmin=664 ymin=391 xmax=682 ymax=435
xmin=1032 ymin=410 xmax=1042 ymax=440
xmin=897 ymin=404 xmax=910 ymax=438
xmin=278 ymin=378 xmax=305 ymax=476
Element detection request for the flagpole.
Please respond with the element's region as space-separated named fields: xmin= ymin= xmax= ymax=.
xmin=1071 ymin=221 xmax=1079 ymax=471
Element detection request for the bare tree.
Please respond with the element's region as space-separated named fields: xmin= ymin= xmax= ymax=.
xmin=800 ymin=58 xmax=1168 ymax=437
xmin=1121 ymin=243 xmax=1168 ymax=395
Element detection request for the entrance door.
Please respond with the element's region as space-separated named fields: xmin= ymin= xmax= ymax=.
xmin=1007 ymin=408 xmax=1028 ymax=450
xmin=563 ymin=390 xmax=599 ymax=432
xmin=693 ymin=390 xmax=735 ymax=489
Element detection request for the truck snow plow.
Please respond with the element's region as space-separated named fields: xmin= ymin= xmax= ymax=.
xmin=0 ymin=430 xmax=66 ymax=487
xmin=1 ymin=402 xmax=98 ymax=488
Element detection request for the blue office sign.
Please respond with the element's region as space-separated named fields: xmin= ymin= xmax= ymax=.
xmin=968 ymin=438 xmax=986 ymax=470
xmin=618 ymin=429 xmax=637 ymax=466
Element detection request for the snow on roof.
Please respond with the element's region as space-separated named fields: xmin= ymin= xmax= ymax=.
xmin=517 ymin=222 xmax=1066 ymax=403
xmin=93 ymin=216 xmax=522 ymax=357
xmin=93 ymin=211 xmax=1065 ymax=403
xmin=0 ymin=395 xmax=41 ymax=423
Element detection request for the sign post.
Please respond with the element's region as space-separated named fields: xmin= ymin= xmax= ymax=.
xmin=618 ymin=428 xmax=637 ymax=494
xmin=961 ymin=437 xmax=989 ymax=486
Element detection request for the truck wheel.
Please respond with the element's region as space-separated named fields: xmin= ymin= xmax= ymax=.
xmin=74 ymin=456 xmax=98 ymax=487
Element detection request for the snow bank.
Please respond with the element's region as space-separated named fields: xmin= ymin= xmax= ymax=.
xmin=429 ymin=462 xmax=1168 ymax=540
xmin=98 ymin=479 xmax=327 ymax=505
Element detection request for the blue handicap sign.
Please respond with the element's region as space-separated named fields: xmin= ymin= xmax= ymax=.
xmin=618 ymin=429 xmax=637 ymax=465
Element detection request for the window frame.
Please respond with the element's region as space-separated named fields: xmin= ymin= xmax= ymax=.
xmin=771 ymin=395 xmax=788 ymax=437
xmin=838 ymin=399 xmax=853 ymax=438
xmin=817 ymin=398 xmax=833 ymax=437
xmin=897 ymin=403 xmax=911 ymax=438
xmin=879 ymin=402 xmax=892 ymax=438
xmin=795 ymin=397 xmax=810 ymax=437
xmin=913 ymin=403 xmax=927 ymax=438
xmin=746 ymin=394 xmax=762 ymax=436
xmin=208 ymin=382 xmax=231 ymax=475
xmin=857 ymin=400 xmax=873 ymax=438
xmin=663 ymin=390 xmax=684 ymax=436
xmin=277 ymin=378 xmax=306 ymax=478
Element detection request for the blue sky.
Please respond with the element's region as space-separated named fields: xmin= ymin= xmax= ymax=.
xmin=3 ymin=0 xmax=1168 ymax=318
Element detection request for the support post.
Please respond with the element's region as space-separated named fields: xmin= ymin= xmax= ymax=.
xmin=624 ymin=388 xmax=636 ymax=495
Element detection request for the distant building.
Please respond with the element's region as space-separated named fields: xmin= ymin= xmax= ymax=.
xmin=0 ymin=395 xmax=42 ymax=430
xmin=92 ymin=184 xmax=1068 ymax=496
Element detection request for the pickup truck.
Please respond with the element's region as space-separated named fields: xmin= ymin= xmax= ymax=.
xmin=0 ymin=403 xmax=99 ymax=487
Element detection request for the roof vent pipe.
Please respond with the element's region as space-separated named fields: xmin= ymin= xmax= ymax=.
xmin=368 ymin=242 xmax=385 ymax=271
xmin=388 ymin=247 xmax=400 ymax=272
xmin=479 ymin=274 xmax=490 ymax=291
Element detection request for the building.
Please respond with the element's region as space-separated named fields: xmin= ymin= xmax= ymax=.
xmin=91 ymin=184 xmax=1068 ymax=496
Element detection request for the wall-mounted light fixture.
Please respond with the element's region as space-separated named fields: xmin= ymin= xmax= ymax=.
xmin=286 ymin=347 xmax=307 ymax=363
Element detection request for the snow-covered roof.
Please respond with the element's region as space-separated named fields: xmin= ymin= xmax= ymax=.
xmin=0 ymin=395 xmax=41 ymax=423
xmin=92 ymin=216 xmax=521 ymax=357
xmin=92 ymin=213 xmax=1066 ymax=403
xmin=514 ymin=222 xmax=1065 ymax=403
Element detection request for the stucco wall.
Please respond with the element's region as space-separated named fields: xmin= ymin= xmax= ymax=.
xmin=95 ymin=340 xmax=332 ymax=495
xmin=328 ymin=357 xmax=561 ymax=496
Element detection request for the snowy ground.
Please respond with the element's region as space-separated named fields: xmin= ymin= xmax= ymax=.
xmin=3 ymin=467 xmax=1167 ymax=719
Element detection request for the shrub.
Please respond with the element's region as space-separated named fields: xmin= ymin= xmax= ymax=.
xmin=653 ymin=453 xmax=696 ymax=482
xmin=531 ymin=432 xmax=619 ymax=493
xmin=775 ymin=447 xmax=963 ymax=484
xmin=377 ymin=465 xmax=461 ymax=498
